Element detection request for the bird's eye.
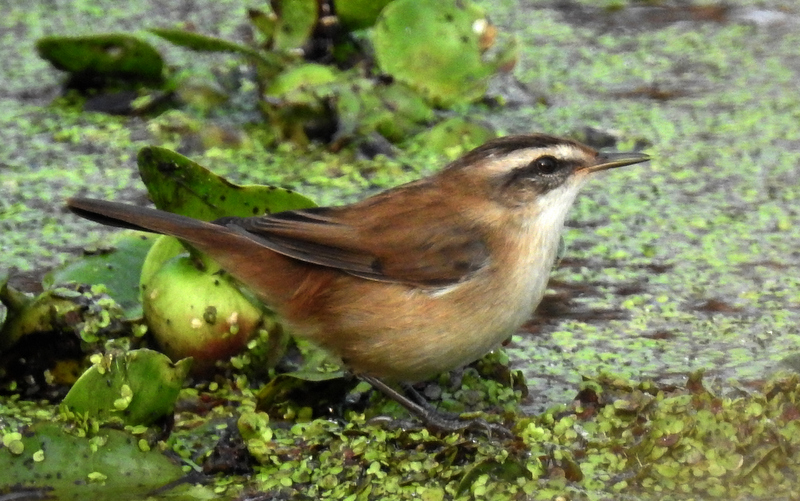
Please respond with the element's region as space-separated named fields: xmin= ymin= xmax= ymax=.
xmin=533 ymin=156 xmax=558 ymax=175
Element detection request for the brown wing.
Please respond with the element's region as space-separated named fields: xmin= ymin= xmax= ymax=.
xmin=216 ymin=184 xmax=489 ymax=287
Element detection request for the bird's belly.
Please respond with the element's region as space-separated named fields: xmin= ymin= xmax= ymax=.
xmin=294 ymin=265 xmax=549 ymax=382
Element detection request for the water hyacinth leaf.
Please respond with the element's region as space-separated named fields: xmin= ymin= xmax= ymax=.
xmin=0 ymin=278 xmax=32 ymax=351
xmin=137 ymin=146 xmax=316 ymax=220
xmin=36 ymin=33 xmax=164 ymax=84
xmin=139 ymin=235 xmax=186 ymax=293
xmin=372 ymin=0 xmax=514 ymax=108
xmin=256 ymin=338 xmax=345 ymax=410
xmin=332 ymin=78 xmax=389 ymax=142
xmin=0 ymin=422 xmax=187 ymax=500
xmin=271 ymin=0 xmax=318 ymax=52
xmin=61 ymin=349 xmax=192 ymax=426
xmin=266 ymin=337 xmax=345 ymax=384
xmin=248 ymin=7 xmax=279 ymax=42
xmin=405 ymin=116 xmax=496 ymax=158
xmin=268 ymin=72 xmax=433 ymax=145
xmin=343 ymin=81 xmax=434 ymax=144
xmin=148 ymin=27 xmax=279 ymax=68
xmin=262 ymin=63 xmax=343 ymax=144
xmin=0 ymin=284 xmax=126 ymax=352
xmin=136 ymin=147 xmax=314 ymax=372
xmin=141 ymin=254 xmax=266 ymax=375
xmin=265 ymin=63 xmax=341 ymax=101
xmin=333 ymin=0 xmax=394 ymax=30
xmin=44 ymin=232 xmax=158 ymax=319
xmin=377 ymin=82 xmax=435 ymax=125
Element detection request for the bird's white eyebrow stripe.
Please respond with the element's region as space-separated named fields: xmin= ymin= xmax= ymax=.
xmin=481 ymin=144 xmax=592 ymax=174
xmin=520 ymin=144 xmax=591 ymax=161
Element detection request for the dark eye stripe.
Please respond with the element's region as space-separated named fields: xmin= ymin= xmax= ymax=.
xmin=502 ymin=157 xmax=578 ymax=189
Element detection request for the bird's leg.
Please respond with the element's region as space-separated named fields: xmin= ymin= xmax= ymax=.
xmin=398 ymin=381 xmax=461 ymax=421
xmin=360 ymin=375 xmax=513 ymax=438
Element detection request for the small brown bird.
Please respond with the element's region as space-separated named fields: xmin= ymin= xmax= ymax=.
xmin=68 ymin=134 xmax=648 ymax=432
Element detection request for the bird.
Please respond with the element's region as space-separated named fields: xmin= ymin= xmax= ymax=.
xmin=67 ymin=134 xmax=649 ymax=433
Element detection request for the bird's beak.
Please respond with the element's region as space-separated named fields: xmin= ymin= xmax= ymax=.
xmin=584 ymin=151 xmax=651 ymax=173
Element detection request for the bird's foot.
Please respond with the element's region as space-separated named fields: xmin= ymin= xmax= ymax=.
xmin=361 ymin=375 xmax=513 ymax=438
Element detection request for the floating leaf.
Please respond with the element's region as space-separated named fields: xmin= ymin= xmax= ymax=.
xmin=149 ymin=27 xmax=280 ymax=69
xmin=248 ymin=8 xmax=279 ymax=42
xmin=137 ymin=146 xmax=316 ymax=220
xmin=373 ymin=0 xmax=515 ymax=107
xmin=262 ymin=63 xmax=342 ymax=144
xmin=335 ymin=80 xmax=434 ymax=143
xmin=271 ymin=0 xmax=318 ymax=52
xmin=333 ymin=0 xmax=394 ymax=30
xmin=0 ymin=283 xmax=126 ymax=352
xmin=0 ymin=422 xmax=187 ymax=500
xmin=256 ymin=337 xmax=345 ymax=411
xmin=265 ymin=63 xmax=340 ymax=102
xmin=405 ymin=116 xmax=495 ymax=158
xmin=375 ymin=82 xmax=435 ymax=132
xmin=139 ymin=235 xmax=186 ymax=293
xmin=142 ymin=255 xmax=265 ymax=374
xmin=61 ymin=349 xmax=191 ymax=426
xmin=36 ymin=33 xmax=164 ymax=84
xmin=44 ymin=232 xmax=157 ymax=319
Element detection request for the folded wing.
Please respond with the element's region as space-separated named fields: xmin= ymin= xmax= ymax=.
xmin=218 ymin=188 xmax=489 ymax=287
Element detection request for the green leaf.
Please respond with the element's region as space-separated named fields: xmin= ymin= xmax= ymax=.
xmin=265 ymin=63 xmax=340 ymax=101
xmin=0 ymin=422 xmax=187 ymax=500
xmin=141 ymin=255 xmax=265 ymax=375
xmin=271 ymin=0 xmax=318 ymax=52
xmin=0 ymin=279 xmax=35 ymax=351
xmin=405 ymin=117 xmax=496 ymax=158
xmin=138 ymin=234 xmax=186 ymax=293
xmin=148 ymin=28 xmax=280 ymax=68
xmin=334 ymin=80 xmax=434 ymax=144
xmin=372 ymin=0 xmax=515 ymax=107
xmin=36 ymin=33 xmax=164 ymax=84
xmin=372 ymin=82 xmax=434 ymax=142
xmin=44 ymin=232 xmax=158 ymax=319
xmin=248 ymin=7 xmax=279 ymax=42
xmin=137 ymin=146 xmax=316 ymax=220
xmin=61 ymin=349 xmax=192 ymax=426
xmin=0 ymin=284 xmax=127 ymax=351
xmin=333 ymin=0 xmax=394 ymax=30
xmin=256 ymin=337 xmax=345 ymax=410
xmin=135 ymin=147 xmax=317 ymax=317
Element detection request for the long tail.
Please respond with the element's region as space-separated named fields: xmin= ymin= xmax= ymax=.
xmin=68 ymin=197 xmax=216 ymax=236
xmin=66 ymin=197 xmax=314 ymax=306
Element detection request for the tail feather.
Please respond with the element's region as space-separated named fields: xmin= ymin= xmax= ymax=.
xmin=65 ymin=197 xmax=315 ymax=307
xmin=67 ymin=197 xmax=217 ymax=237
